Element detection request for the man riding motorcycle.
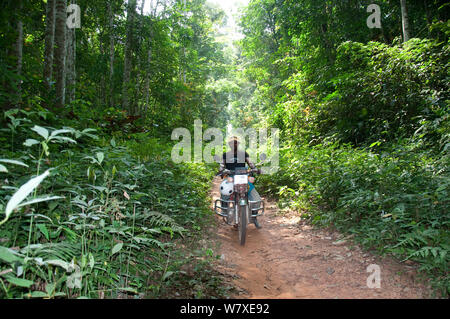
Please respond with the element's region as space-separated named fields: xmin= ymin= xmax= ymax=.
xmin=217 ymin=136 xmax=263 ymax=229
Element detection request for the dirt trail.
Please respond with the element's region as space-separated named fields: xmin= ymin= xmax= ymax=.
xmin=210 ymin=177 xmax=432 ymax=299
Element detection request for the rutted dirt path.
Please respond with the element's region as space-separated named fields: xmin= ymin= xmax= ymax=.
xmin=210 ymin=177 xmax=432 ymax=298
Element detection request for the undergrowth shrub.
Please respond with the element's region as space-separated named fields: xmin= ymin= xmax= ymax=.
xmin=259 ymin=141 xmax=449 ymax=296
xmin=0 ymin=114 xmax=220 ymax=299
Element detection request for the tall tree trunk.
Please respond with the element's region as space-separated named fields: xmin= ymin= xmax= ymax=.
xmin=99 ymin=32 xmax=106 ymax=106
xmin=71 ymin=28 xmax=76 ymax=102
xmin=66 ymin=2 xmax=76 ymax=105
xmin=122 ymin=0 xmax=137 ymax=113
xmin=108 ymin=1 xmax=115 ymax=107
xmin=144 ymin=45 xmax=152 ymax=118
xmin=400 ymin=0 xmax=411 ymax=42
xmin=43 ymin=0 xmax=55 ymax=90
xmin=14 ymin=1 xmax=23 ymax=106
xmin=181 ymin=0 xmax=187 ymax=84
xmin=423 ymin=0 xmax=432 ymax=27
xmin=54 ymin=0 xmax=67 ymax=108
xmin=380 ymin=23 xmax=390 ymax=44
xmin=136 ymin=0 xmax=146 ymax=116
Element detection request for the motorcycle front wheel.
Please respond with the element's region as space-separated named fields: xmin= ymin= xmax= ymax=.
xmin=238 ymin=204 xmax=248 ymax=246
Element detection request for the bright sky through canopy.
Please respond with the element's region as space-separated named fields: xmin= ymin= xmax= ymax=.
xmin=209 ymin=0 xmax=249 ymax=40
xmin=142 ymin=0 xmax=249 ymax=40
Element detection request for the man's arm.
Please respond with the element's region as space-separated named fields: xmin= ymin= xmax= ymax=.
xmin=218 ymin=152 xmax=226 ymax=172
xmin=245 ymin=152 xmax=256 ymax=169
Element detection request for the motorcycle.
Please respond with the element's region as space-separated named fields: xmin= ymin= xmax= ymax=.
xmin=214 ymin=166 xmax=265 ymax=246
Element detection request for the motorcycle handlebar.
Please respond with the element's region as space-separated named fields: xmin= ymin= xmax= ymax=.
xmin=216 ymin=168 xmax=261 ymax=177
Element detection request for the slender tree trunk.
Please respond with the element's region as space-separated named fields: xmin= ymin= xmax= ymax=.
xmin=99 ymin=33 xmax=106 ymax=106
xmin=144 ymin=45 xmax=152 ymax=118
xmin=14 ymin=2 xmax=23 ymax=106
xmin=43 ymin=0 xmax=55 ymax=90
xmin=54 ymin=0 xmax=67 ymax=108
xmin=66 ymin=2 xmax=76 ymax=105
xmin=6 ymin=0 xmax=24 ymax=108
xmin=380 ymin=24 xmax=390 ymax=44
xmin=122 ymin=0 xmax=137 ymax=113
xmin=132 ymin=0 xmax=146 ymax=116
xmin=423 ymin=0 xmax=432 ymax=27
xmin=72 ymin=29 xmax=76 ymax=102
xmin=314 ymin=4 xmax=335 ymax=64
xmin=108 ymin=1 xmax=115 ymax=107
xmin=181 ymin=0 xmax=187 ymax=84
xmin=400 ymin=0 xmax=411 ymax=42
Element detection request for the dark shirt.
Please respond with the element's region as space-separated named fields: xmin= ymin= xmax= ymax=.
xmin=222 ymin=150 xmax=250 ymax=171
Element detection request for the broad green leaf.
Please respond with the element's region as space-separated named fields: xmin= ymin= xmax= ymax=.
xmin=0 ymin=246 xmax=23 ymax=263
xmin=80 ymin=128 xmax=98 ymax=140
xmin=4 ymin=109 xmax=18 ymax=119
xmin=2 ymin=186 xmax=18 ymax=190
xmin=162 ymin=271 xmax=174 ymax=281
xmin=4 ymin=170 xmax=51 ymax=219
xmin=96 ymin=152 xmax=104 ymax=164
xmin=17 ymin=196 xmax=64 ymax=209
xmin=87 ymin=166 xmax=96 ymax=182
xmin=66 ymin=272 xmax=82 ymax=289
xmin=17 ymin=266 xmax=23 ymax=276
xmin=81 ymin=255 xmax=87 ymax=268
xmin=89 ymin=185 xmax=107 ymax=192
xmin=31 ymin=125 xmax=49 ymax=140
xmin=37 ymin=224 xmax=49 ymax=240
xmin=62 ymin=227 xmax=78 ymax=241
xmin=49 ymin=129 xmax=72 ymax=138
xmin=4 ymin=275 xmax=34 ymax=288
xmin=45 ymin=282 xmax=55 ymax=295
xmin=23 ymin=139 xmax=40 ymax=147
xmin=45 ymin=259 xmax=70 ymax=271
xmin=28 ymin=291 xmax=47 ymax=298
xmin=111 ymin=243 xmax=123 ymax=255
xmin=24 ymin=213 xmax=53 ymax=223
xmin=0 ymin=164 xmax=7 ymax=173
xmin=42 ymin=141 xmax=49 ymax=156
xmin=89 ymin=253 xmax=94 ymax=270
xmin=0 ymin=159 xmax=28 ymax=167
xmin=52 ymin=136 xmax=77 ymax=144
xmin=48 ymin=201 xmax=58 ymax=212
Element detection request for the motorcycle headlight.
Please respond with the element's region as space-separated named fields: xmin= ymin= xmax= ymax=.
xmin=227 ymin=176 xmax=234 ymax=183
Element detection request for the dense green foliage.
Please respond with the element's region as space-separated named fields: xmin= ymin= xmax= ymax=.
xmin=0 ymin=0 xmax=232 ymax=299
xmin=1 ymin=0 xmax=231 ymax=131
xmin=259 ymin=140 xmax=449 ymax=295
xmin=234 ymin=0 xmax=449 ymax=296
xmin=0 ymin=108 xmax=227 ymax=298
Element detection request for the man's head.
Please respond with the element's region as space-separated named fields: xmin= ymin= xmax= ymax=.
xmin=228 ymin=136 xmax=240 ymax=151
